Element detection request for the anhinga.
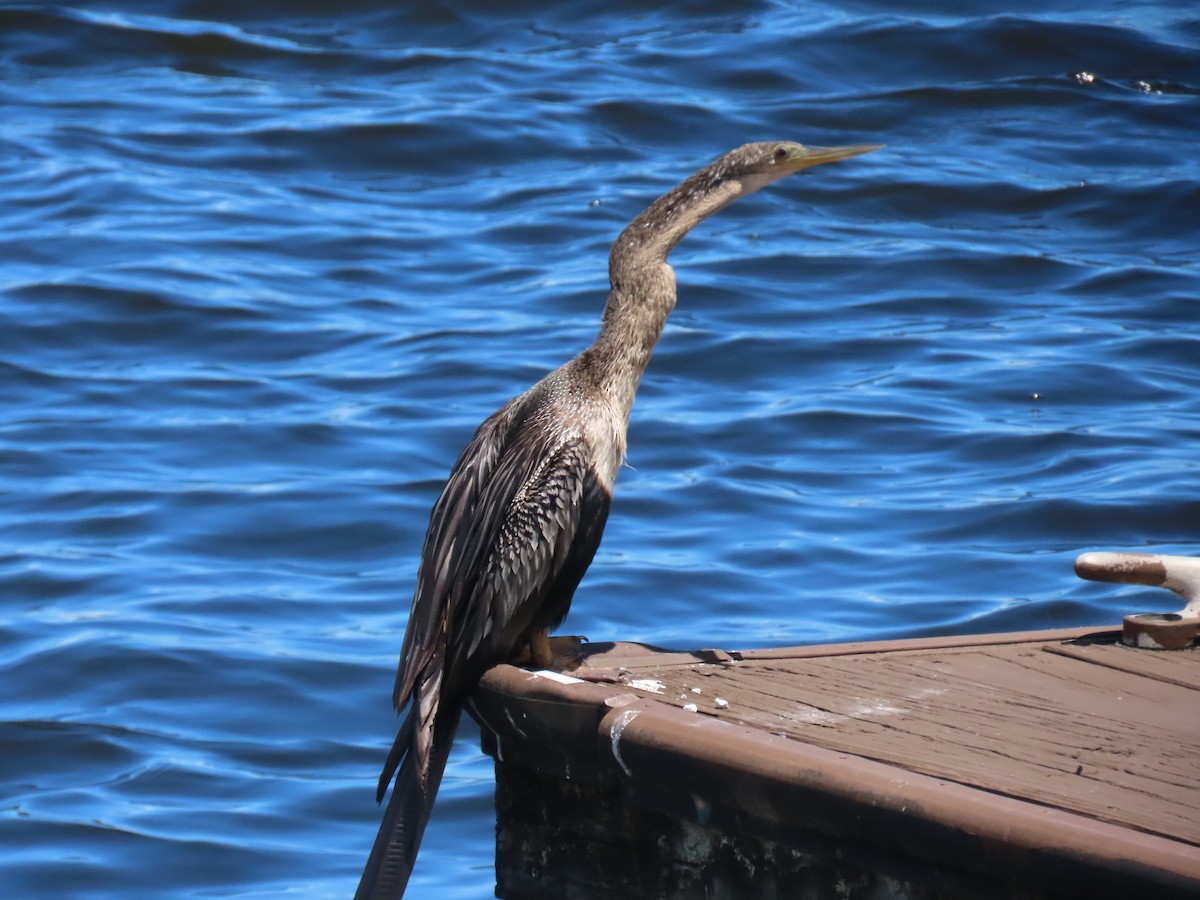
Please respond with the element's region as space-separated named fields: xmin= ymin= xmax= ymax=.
xmin=355 ymin=140 xmax=881 ymax=898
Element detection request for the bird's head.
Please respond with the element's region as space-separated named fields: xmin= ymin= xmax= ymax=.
xmin=615 ymin=138 xmax=882 ymax=263
xmin=719 ymin=140 xmax=882 ymax=195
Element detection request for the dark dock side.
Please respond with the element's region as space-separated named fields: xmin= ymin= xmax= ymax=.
xmin=470 ymin=625 xmax=1200 ymax=900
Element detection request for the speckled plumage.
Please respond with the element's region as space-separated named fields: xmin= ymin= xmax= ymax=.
xmin=355 ymin=140 xmax=880 ymax=899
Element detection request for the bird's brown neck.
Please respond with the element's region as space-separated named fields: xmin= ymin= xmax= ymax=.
xmin=585 ymin=172 xmax=744 ymax=424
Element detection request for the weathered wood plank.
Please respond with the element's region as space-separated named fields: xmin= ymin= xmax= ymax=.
xmin=1046 ymin=641 xmax=1200 ymax=690
xmin=476 ymin=628 xmax=1200 ymax=898
xmin=608 ymin=638 xmax=1200 ymax=845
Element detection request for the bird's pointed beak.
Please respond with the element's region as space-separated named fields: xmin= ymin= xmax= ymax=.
xmin=782 ymin=143 xmax=883 ymax=170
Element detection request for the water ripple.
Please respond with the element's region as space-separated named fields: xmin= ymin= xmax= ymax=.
xmin=2 ymin=2 xmax=1198 ymax=898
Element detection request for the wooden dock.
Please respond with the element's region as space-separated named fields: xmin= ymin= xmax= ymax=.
xmin=470 ymin=625 xmax=1200 ymax=899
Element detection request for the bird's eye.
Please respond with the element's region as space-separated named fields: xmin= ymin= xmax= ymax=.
xmin=773 ymin=146 xmax=788 ymax=161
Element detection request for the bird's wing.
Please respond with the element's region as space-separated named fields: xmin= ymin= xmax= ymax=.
xmin=390 ymin=391 xmax=610 ymax=717
xmin=389 ymin=399 xmax=520 ymax=711
xmin=362 ymin=391 xmax=611 ymax=900
xmin=459 ymin=426 xmax=611 ymax=659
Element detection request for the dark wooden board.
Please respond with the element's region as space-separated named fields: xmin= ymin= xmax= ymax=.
xmin=577 ymin=634 xmax=1200 ymax=847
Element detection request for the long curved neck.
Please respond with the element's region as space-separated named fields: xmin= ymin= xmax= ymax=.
xmin=584 ymin=167 xmax=746 ymax=423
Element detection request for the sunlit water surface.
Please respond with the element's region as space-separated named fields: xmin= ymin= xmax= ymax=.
xmin=2 ymin=2 xmax=1197 ymax=897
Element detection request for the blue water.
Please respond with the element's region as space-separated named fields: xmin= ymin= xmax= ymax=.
xmin=2 ymin=2 xmax=1197 ymax=897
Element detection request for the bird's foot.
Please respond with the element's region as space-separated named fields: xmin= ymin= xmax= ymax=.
xmin=546 ymin=634 xmax=589 ymax=670
xmin=512 ymin=633 xmax=624 ymax=683
xmin=547 ymin=636 xmax=628 ymax=682
xmin=512 ymin=631 xmax=589 ymax=671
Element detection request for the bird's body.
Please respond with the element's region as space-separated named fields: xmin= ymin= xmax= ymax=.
xmin=355 ymin=140 xmax=880 ymax=899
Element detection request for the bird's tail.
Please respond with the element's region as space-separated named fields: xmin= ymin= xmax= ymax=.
xmin=354 ymin=704 xmax=461 ymax=899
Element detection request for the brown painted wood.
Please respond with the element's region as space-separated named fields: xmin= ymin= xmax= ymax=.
xmin=1045 ymin=640 xmax=1200 ymax=690
xmin=477 ymin=628 xmax=1200 ymax=896
xmin=572 ymin=632 xmax=1200 ymax=848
